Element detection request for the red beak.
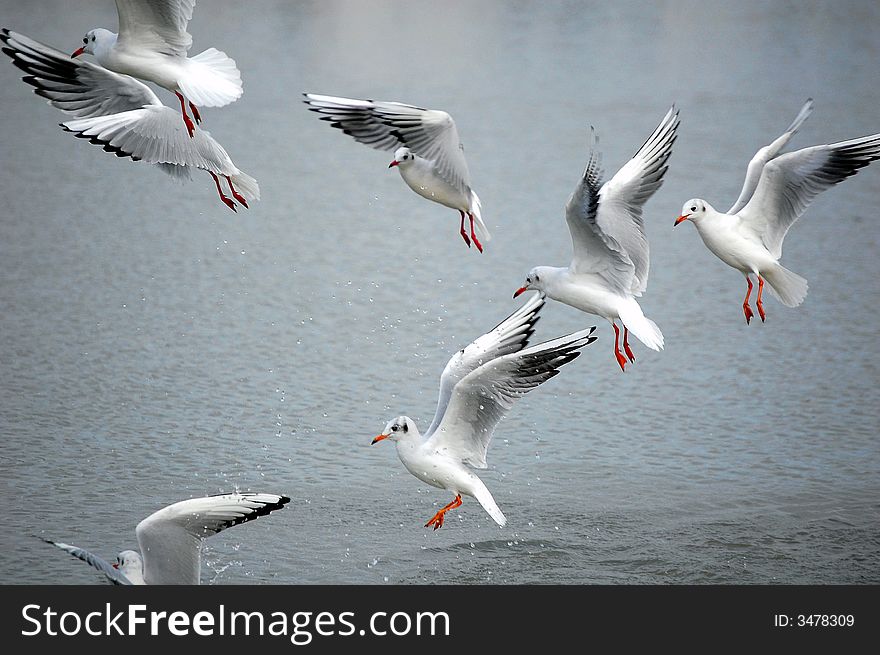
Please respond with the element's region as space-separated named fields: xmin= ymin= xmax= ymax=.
xmin=71 ymin=46 xmax=85 ymax=58
xmin=112 ymin=563 xmax=119 ymax=569
xmin=513 ymin=286 xmax=528 ymax=299
xmin=674 ymin=213 xmax=690 ymax=226
xmin=388 ymin=160 xmax=399 ymax=168
xmin=371 ymin=433 xmax=389 ymax=445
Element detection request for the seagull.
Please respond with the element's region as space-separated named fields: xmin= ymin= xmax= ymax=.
xmin=42 ymin=492 xmax=290 ymax=584
xmin=675 ymin=99 xmax=880 ymax=323
xmin=70 ymin=0 xmax=243 ymax=138
xmin=1 ymin=28 xmax=259 ymax=211
xmin=371 ymin=294 xmax=596 ymax=530
xmin=302 ymin=93 xmax=490 ymax=252
xmin=514 ymin=107 xmax=679 ymax=371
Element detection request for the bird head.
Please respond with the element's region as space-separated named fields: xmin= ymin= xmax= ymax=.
xmin=114 ymin=550 xmax=143 ymax=575
xmin=71 ymin=28 xmax=114 ymax=58
xmin=675 ymin=199 xmax=709 ymax=226
xmin=372 ymin=416 xmax=415 ymax=444
xmin=513 ymin=267 xmax=549 ymax=298
xmin=388 ymin=146 xmax=414 ymax=169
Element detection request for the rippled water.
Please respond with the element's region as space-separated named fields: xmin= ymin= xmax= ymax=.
xmin=1 ymin=0 xmax=878 ymax=585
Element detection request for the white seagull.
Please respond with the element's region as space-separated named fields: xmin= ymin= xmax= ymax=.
xmin=675 ymin=99 xmax=880 ymax=323
xmin=303 ymin=93 xmax=490 ymax=252
xmin=42 ymin=492 xmax=290 ymax=584
xmin=515 ymin=107 xmax=679 ymax=371
xmin=371 ymin=294 xmax=596 ymax=530
xmin=70 ymin=0 xmax=242 ymax=138
xmin=1 ymin=28 xmax=259 ymax=211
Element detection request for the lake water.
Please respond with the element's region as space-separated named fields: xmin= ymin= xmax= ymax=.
xmin=1 ymin=0 xmax=878 ymax=585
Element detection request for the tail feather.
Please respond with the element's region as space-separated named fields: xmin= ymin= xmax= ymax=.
xmin=227 ymin=170 xmax=260 ymax=202
xmin=469 ymin=190 xmax=491 ymax=243
xmin=763 ymin=264 xmax=808 ymax=307
xmin=471 ymin=481 xmax=506 ymax=527
xmin=618 ymin=299 xmax=664 ymax=351
xmin=179 ymin=48 xmax=243 ymax=108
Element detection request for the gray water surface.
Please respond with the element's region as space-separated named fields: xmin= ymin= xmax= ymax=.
xmin=1 ymin=0 xmax=878 ymax=584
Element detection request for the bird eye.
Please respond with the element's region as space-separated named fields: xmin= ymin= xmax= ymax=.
xmin=83 ymin=37 xmax=88 ymax=43
xmin=391 ymin=425 xmax=398 ymax=432
xmin=91 ymin=35 xmax=95 ymax=42
xmin=690 ymin=206 xmax=697 ymax=212
xmin=534 ymin=274 xmax=540 ymax=282
xmin=402 ymin=423 xmax=408 ymax=433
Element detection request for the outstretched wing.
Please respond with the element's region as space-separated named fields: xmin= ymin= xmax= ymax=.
xmin=1 ymin=28 xmax=160 ymax=117
xmin=303 ymin=93 xmax=472 ymax=195
xmin=42 ymin=538 xmax=132 ymax=585
xmin=425 ymin=328 xmax=597 ymax=469
xmin=115 ymin=0 xmax=197 ymax=58
xmin=739 ymin=133 xmax=880 ymax=258
xmin=595 ymin=106 xmax=679 ymax=295
xmin=425 ymin=294 xmax=544 ymax=436
xmin=135 ymin=492 xmax=290 ymax=585
xmin=566 ymin=107 xmax=678 ymax=295
xmin=728 ymin=99 xmax=813 ymax=215
xmin=61 ymin=109 xmax=245 ymax=177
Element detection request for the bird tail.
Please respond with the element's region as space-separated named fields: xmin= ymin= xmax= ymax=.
xmin=763 ymin=264 xmax=808 ymax=307
xmin=469 ymin=190 xmax=491 ymax=243
xmin=227 ymin=170 xmax=261 ymax=202
xmin=618 ymin=299 xmax=664 ymax=351
xmin=471 ymin=479 xmax=507 ymax=527
xmin=179 ymin=48 xmax=243 ymax=107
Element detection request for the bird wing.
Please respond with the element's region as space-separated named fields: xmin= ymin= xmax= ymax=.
xmin=61 ymin=108 xmax=242 ymax=176
xmin=42 ymin=538 xmax=132 ymax=585
xmin=1 ymin=28 xmax=160 ymax=117
xmin=592 ymin=106 xmax=679 ymax=295
xmin=564 ymin=129 xmax=636 ymax=294
xmin=738 ymin=133 xmax=880 ymax=258
xmin=115 ymin=0 xmax=196 ymax=58
xmin=425 ymin=328 xmax=597 ymax=469
xmin=728 ymin=99 xmax=814 ymax=215
xmin=303 ymin=93 xmax=472 ymax=195
xmin=135 ymin=492 xmax=290 ymax=585
xmin=425 ymin=294 xmax=545 ymax=436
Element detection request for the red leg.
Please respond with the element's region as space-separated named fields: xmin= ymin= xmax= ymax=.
xmin=189 ymin=101 xmax=201 ymax=125
xmin=224 ymin=175 xmax=248 ymax=208
xmin=210 ymin=172 xmax=237 ymax=212
xmin=623 ymin=326 xmax=636 ymax=363
xmin=612 ymin=322 xmax=627 ymax=372
xmin=425 ymin=494 xmax=462 ymax=531
xmin=468 ymin=213 xmax=483 ymax=253
xmin=175 ymin=91 xmax=195 ymax=138
xmin=458 ymin=211 xmax=471 ymax=248
xmin=756 ymin=276 xmax=766 ymax=322
xmin=742 ymin=276 xmax=754 ymax=325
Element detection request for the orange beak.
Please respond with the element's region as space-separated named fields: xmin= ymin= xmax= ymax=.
xmin=513 ymin=286 xmax=528 ymax=299
xmin=674 ymin=213 xmax=691 ymax=226
xmin=71 ymin=46 xmax=85 ymax=58
xmin=371 ymin=433 xmax=389 ymax=445
xmin=388 ymin=160 xmax=399 ymax=168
